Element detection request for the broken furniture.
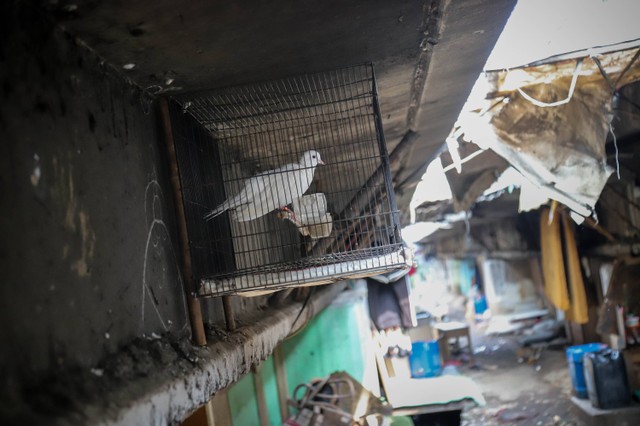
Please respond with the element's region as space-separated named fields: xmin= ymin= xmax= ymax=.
xmin=286 ymin=371 xmax=391 ymax=426
xmin=433 ymin=321 xmax=474 ymax=363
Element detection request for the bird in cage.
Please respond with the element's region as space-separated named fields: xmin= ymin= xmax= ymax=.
xmin=204 ymin=150 xmax=325 ymax=222
xmin=277 ymin=193 xmax=333 ymax=239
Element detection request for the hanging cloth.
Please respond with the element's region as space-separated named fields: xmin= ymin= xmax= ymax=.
xmin=562 ymin=213 xmax=589 ymax=324
xmin=540 ymin=206 xmax=570 ymax=311
xmin=539 ymin=205 xmax=589 ymax=324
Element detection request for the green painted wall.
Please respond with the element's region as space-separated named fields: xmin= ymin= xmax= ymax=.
xmin=281 ymin=293 xmax=370 ymax=394
xmin=262 ymin=355 xmax=283 ymax=426
xmin=227 ymin=371 xmax=260 ymax=426
xmin=225 ymin=285 xmax=372 ymax=425
xmin=226 ymin=355 xmax=283 ymax=426
xmin=458 ymin=258 xmax=477 ymax=297
xmin=448 ymin=258 xmax=477 ymax=296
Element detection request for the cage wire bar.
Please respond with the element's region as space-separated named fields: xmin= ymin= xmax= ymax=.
xmin=168 ymin=64 xmax=411 ymax=297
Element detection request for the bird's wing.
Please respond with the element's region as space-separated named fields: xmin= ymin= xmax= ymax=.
xmin=203 ymin=173 xmax=267 ymax=221
xmin=233 ymin=171 xmax=289 ymax=221
xmin=205 ymin=160 xmax=308 ymax=222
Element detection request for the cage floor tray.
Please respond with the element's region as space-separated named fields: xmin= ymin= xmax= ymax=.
xmin=199 ymin=247 xmax=412 ymax=297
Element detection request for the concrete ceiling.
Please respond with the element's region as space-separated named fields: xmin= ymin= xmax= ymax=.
xmin=54 ymin=0 xmax=516 ymax=218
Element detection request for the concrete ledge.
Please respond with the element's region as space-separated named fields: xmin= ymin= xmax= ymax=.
xmin=61 ymin=283 xmax=346 ymax=426
xmin=571 ymin=396 xmax=640 ymax=426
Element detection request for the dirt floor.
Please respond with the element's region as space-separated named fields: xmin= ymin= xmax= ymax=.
xmin=458 ymin=321 xmax=580 ymax=426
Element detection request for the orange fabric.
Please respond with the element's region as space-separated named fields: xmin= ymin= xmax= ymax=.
xmin=562 ymin=213 xmax=589 ymax=324
xmin=540 ymin=206 xmax=570 ymax=311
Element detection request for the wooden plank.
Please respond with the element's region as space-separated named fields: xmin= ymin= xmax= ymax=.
xmin=209 ymin=389 xmax=232 ymax=426
xmin=204 ymin=400 xmax=215 ymax=426
xmin=158 ymin=97 xmax=207 ymax=346
xmin=252 ymin=364 xmax=270 ymax=426
xmin=273 ymin=346 xmax=290 ymax=422
xmin=371 ymin=326 xmax=393 ymax=398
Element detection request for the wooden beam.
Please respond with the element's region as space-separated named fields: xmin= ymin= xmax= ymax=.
xmin=204 ymin=400 xmax=216 ymax=426
xmin=208 ymin=389 xmax=232 ymax=426
xmin=158 ymin=97 xmax=207 ymax=346
xmin=252 ymin=364 xmax=270 ymax=426
xmin=222 ymin=295 xmax=236 ymax=331
xmin=273 ymin=346 xmax=290 ymax=422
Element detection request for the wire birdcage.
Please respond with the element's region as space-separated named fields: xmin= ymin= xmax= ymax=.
xmin=168 ymin=64 xmax=411 ymax=297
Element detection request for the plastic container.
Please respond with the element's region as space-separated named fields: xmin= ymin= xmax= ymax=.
xmin=474 ymin=295 xmax=488 ymax=315
xmin=409 ymin=340 xmax=441 ymax=378
xmin=583 ymin=349 xmax=631 ymax=409
xmin=566 ymin=343 xmax=608 ymax=398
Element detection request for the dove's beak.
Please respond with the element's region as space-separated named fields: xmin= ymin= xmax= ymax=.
xmin=318 ymin=159 xmax=326 ymax=165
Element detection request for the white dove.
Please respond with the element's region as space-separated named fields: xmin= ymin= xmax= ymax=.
xmin=204 ymin=150 xmax=325 ymax=222
xmin=278 ymin=193 xmax=333 ymax=239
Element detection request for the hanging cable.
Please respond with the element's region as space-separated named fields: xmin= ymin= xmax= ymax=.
xmin=608 ymin=121 xmax=620 ymax=180
xmin=594 ymin=53 xmax=630 ymax=181
xmin=591 ymin=55 xmax=615 ymax=92
xmin=599 ymin=197 xmax=640 ymax=235
xmin=286 ymin=288 xmax=315 ymax=339
xmin=606 ymin=182 xmax=640 ymax=212
xmin=516 ymin=58 xmax=583 ymax=108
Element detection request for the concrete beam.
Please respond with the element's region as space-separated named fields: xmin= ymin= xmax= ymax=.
xmin=71 ymin=284 xmax=346 ymax=426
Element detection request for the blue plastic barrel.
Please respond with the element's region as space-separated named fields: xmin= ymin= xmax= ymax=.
xmin=409 ymin=340 xmax=441 ymax=378
xmin=566 ymin=343 xmax=607 ymax=398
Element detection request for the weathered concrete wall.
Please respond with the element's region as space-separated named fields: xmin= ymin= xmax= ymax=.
xmin=0 ymin=2 xmax=191 ymax=400
xmin=0 ymin=7 xmax=338 ymax=424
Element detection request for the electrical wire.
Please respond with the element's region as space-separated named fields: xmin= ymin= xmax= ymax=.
xmin=606 ymin=182 xmax=640 ymax=213
xmin=286 ymin=288 xmax=315 ymax=339
xmin=290 ymin=377 xmax=357 ymax=422
xmin=617 ymin=92 xmax=640 ymax=112
xmin=598 ymin=197 xmax=640 ymax=235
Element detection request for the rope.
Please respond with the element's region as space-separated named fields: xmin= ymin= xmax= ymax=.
xmin=516 ymin=58 xmax=583 ymax=108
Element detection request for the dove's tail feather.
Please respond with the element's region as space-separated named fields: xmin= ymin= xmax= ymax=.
xmin=203 ymin=200 xmax=242 ymax=221
xmin=203 ymin=206 xmax=226 ymax=221
xmin=203 ymin=192 xmax=253 ymax=221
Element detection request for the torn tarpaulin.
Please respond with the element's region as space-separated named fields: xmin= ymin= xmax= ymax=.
xmin=462 ymin=80 xmax=613 ymax=218
xmin=459 ymin=46 xmax=640 ymax=219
